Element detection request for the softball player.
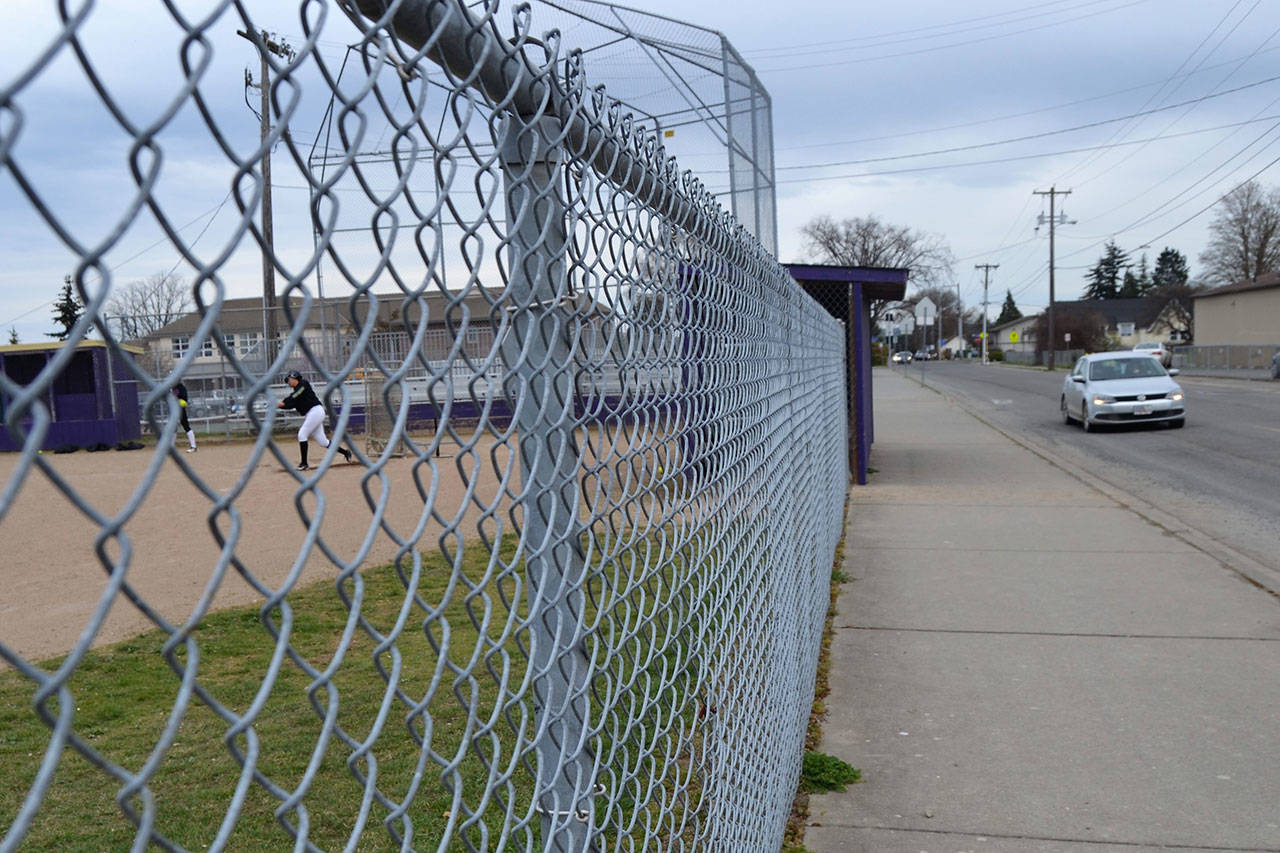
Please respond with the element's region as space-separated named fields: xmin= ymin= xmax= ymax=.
xmin=173 ymin=381 xmax=197 ymax=453
xmin=278 ymin=370 xmax=351 ymax=471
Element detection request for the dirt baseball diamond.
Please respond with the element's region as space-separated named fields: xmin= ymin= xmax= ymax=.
xmin=0 ymin=436 xmax=525 ymax=665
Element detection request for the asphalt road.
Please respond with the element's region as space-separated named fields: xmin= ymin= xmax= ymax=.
xmin=896 ymin=359 xmax=1280 ymax=590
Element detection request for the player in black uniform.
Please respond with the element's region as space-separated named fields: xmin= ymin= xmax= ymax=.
xmin=278 ymin=370 xmax=351 ymax=471
xmin=173 ymin=381 xmax=197 ymax=452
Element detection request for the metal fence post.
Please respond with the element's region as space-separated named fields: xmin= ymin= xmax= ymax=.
xmin=500 ymin=113 xmax=597 ymax=852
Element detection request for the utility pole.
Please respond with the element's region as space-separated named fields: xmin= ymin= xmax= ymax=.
xmin=955 ymin=280 xmax=963 ymax=349
xmin=1033 ymin=186 xmax=1071 ymax=370
xmin=239 ymin=29 xmax=293 ymax=370
xmin=975 ymin=263 xmax=998 ymax=364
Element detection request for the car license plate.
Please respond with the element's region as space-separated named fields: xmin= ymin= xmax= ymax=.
xmin=1134 ymin=405 xmax=1151 ymax=415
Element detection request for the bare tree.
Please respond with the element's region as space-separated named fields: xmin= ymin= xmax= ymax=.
xmin=1198 ymin=181 xmax=1280 ymax=287
xmin=1034 ymin=306 xmax=1109 ymax=354
xmin=801 ymin=214 xmax=954 ymax=289
xmin=103 ymin=272 xmax=192 ymax=341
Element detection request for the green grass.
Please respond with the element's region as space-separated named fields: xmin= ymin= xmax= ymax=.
xmin=1 ymin=544 xmax=529 ymax=850
xmin=0 ymin=533 xmax=715 ymax=851
xmin=798 ymin=751 xmax=861 ymax=794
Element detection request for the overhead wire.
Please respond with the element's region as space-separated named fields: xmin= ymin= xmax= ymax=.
xmin=769 ymin=44 xmax=1280 ymax=154
xmin=743 ymin=0 xmax=1135 ymax=57
xmin=1068 ymin=7 xmax=1274 ymax=189
xmin=751 ymin=0 xmax=1151 ymax=73
xmin=1054 ymin=0 xmax=1257 ymax=183
xmin=754 ymin=76 xmax=1280 ymax=174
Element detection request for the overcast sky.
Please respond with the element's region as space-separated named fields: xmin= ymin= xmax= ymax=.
xmin=3 ymin=0 xmax=1278 ymax=342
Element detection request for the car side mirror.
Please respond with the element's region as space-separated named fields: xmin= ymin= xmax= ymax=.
xmin=1071 ymin=375 xmax=1085 ymax=383
xmin=1167 ymin=368 xmax=1180 ymax=376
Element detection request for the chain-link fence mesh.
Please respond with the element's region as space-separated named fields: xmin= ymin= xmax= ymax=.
xmin=1 ymin=2 xmax=847 ymax=850
xmin=1172 ymin=343 xmax=1280 ymax=377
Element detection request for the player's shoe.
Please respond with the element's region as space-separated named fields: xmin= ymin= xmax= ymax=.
xmin=339 ymin=447 xmax=352 ymax=463
xmin=295 ymin=462 xmax=310 ymax=471
xmin=186 ymin=447 xmax=197 ymax=453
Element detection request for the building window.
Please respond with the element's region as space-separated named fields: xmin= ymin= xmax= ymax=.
xmin=200 ymin=337 xmax=216 ymax=357
xmin=172 ymin=336 xmax=190 ymax=358
xmin=238 ymin=332 xmax=262 ymax=356
xmin=1117 ymin=322 xmax=1135 ymax=337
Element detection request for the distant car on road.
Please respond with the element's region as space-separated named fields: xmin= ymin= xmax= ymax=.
xmin=1062 ymin=352 xmax=1185 ymax=431
xmin=1132 ymin=341 xmax=1172 ymax=367
xmin=892 ymin=351 xmax=913 ymax=364
xmin=1272 ymin=350 xmax=1280 ymax=379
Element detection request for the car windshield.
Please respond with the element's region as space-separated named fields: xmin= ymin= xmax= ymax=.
xmin=1088 ymin=358 xmax=1166 ymax=380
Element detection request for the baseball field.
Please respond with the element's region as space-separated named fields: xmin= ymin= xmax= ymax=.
xmin=0 ymin=436 xmax=511 ymax=666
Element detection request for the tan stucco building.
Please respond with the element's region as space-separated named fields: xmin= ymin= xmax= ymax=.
xmin=1191 ymin=272 xmax=1280 ymax=345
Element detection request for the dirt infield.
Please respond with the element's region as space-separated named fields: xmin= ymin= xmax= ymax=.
xmin=0 ymin=437 xmax=510 ymax=665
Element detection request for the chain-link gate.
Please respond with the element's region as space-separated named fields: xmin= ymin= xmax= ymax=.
xmin=1 ymin=2 xmax=848 ymax=850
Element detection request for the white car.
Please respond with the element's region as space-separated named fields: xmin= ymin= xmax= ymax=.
xmin=1132 ymin=341 xmax=1171 ymax=367
xmin=1062 ymin=352 xmax=1185 ymax=431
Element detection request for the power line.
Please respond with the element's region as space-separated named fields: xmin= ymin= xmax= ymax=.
xmin=756 ymin=114 xmax=1280 ymax=186
xmin=752 ymin=0 xmax=1150 ymax=72
xmin=762 ymin=76 xmax=1280 ymax=174
xmin=1054 ymin=0 xmax=1258 ymax=184
xmin=771 ymin=45 xmax=1280 ymax=153
xmin=1069 ymin=17 xmax=1280 ymax=190
xmin=743 ymin=0 xmax=1131 ymax=57
xmin=1 ymin=197 xmax=235 ymax=330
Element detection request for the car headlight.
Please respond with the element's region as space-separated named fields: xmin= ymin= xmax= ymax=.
xmin=1092 ymin=394 xmax=1115 ymax=405
xmin=1171 ymin=390 xmax=1183 ymax=402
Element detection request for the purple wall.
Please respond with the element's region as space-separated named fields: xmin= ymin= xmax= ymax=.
xmin=784 ymin=264 xmax=908 ymax=486
xmin=0 ymin=345 xmax=142 ymax=452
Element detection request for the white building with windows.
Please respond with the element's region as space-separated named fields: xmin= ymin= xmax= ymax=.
xmin=145 ymin=294 xmax=500 ymax=394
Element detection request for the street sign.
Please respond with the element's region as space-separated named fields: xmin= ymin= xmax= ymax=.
xmin=1009 ymin=331 xmax=1019 ymax=343
xmin=914 ymin=296 xmax=936 ymax=326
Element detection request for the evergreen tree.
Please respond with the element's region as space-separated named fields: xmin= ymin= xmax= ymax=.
xmin=47 ymin=276 xmax=83 ymax=340
xmin=1151 ymin=247 xmax=1190 ymax=289
xmin=1136 ymin=252 xmax=1152 ymax=292
xmin=994 ymin=289 xmax=1022 ymax=325
xmin=1119 ymin=269 xmax=1144 ymax=298
xmin=7 ymin=328 xmax=18 ymax=345
xmin=1083 ymin=241 xmax=1130 ymax=300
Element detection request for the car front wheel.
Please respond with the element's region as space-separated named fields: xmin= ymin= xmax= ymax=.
xmin=1081 ymin=402 xmax=1092 ymax=432
xmin=1061 ymin=395 xmax=1073 ymax=424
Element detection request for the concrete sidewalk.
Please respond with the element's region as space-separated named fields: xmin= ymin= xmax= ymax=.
xmin=805 ymin=370 xmax=1280 ymax=853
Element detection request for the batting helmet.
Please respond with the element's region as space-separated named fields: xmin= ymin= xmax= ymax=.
xmin=286 ymin=370 xmax=303 ymax=381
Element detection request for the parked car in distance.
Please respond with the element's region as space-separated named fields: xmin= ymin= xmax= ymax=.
xmin=1132 ymin=340 xmax=1172 ymax=367
xmin=891 ymin=351 xmax=913 ymax=363
xmin=1271 ymin=350 xmax=1280 ymax=379
xmin=1062 ymin=352 xmax=1185 ymax=431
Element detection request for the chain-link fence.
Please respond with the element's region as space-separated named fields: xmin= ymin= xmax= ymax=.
xmin=1172 ymin=343 xmax=1280 ymax=378
xmin=1 ymin=2 xmax=848 ymax=850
